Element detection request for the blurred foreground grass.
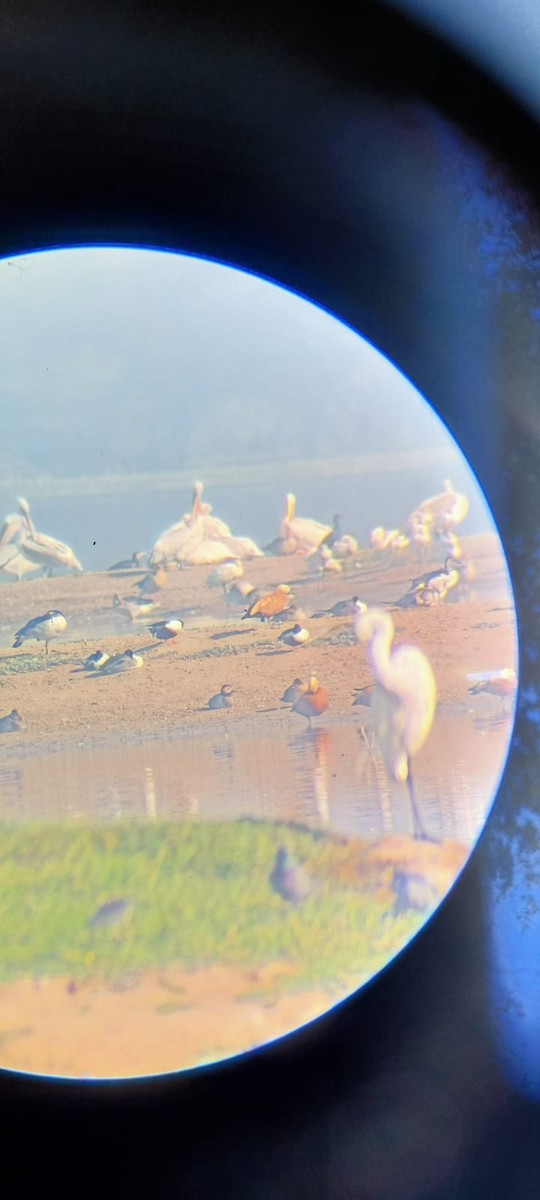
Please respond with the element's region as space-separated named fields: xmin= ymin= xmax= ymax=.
xmin=0 ymin=819 xmax=422 ymax=988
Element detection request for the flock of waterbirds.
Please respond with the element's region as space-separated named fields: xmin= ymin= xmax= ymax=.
xmin=0 ymin=480 xmax=517 ymax=846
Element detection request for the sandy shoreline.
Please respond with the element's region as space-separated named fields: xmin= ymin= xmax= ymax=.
xmin=0 ymin=534 xmax=517 ymax=759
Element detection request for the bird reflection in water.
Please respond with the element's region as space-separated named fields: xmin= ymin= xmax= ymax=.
xmin=289 ymin=726 xmax=332 ymax=827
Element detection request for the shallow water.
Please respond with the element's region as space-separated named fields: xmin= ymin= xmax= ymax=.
xmin=0 ymin=706 xmax=513 ymax=845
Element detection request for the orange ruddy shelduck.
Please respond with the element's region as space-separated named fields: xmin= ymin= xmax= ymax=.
xmin=291 ymin=675 xmax=329 ymax=728
xmin=468 ymin=668 xmax=517 ymax=711
xmin=242 ymin=584 xmax=293 ymax=622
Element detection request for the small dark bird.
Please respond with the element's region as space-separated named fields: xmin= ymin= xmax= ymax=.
xmin=88 ymin=897 xmax=134 ymax=929
xmin=270 ymin=846 xmax=312 ymax=903
xmin=0 ymin=709 xmax=23 ymax=734
xmin=208 ymin=683 xmax=233 ymax=710
xmin=392 ymin=869 xmax=439 ymax=915
xmin=352 ymin=685 xmax=374 ymax=707
xmin=319 ymin=513 xmax=342 ymax=549
xmin=313 ymin=595 xmax=367 ymax=619
xmin=281 ymin=678 xmax=304 ymax=704
xmin=107 ymin=551 xmax=146 ymax=571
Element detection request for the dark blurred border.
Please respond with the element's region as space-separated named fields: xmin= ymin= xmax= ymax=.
xmin=0 ymin=4 xmax=539 ymax=1197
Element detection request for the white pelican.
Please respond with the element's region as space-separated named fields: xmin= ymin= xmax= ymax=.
xmin=13 ymin=609 xmax=67 ymax=660
xmin=220 ymin=535 xmax=263 ymax=559
xmin=0 ymin=514 xmax=39 ymax=580
xmin=416 ymin=480 xmax=469 ymax=531
xmin=208 ymin=683 xmax=233 ymax=710
xmin=0 ymin=542 xmax=37 ymax=581
xmin=355 ymin=608 xmax=436 ymax=839
xmin=370 ymin=526 xmax=400 ymax=552
xmin=279 ymin=493 xmax=332 ymax=554
xmin=17 ymin=498 xmax=83 ymax=574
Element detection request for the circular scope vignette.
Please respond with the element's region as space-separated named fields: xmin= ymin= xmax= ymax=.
xmin=0 ymin=246 xmax=517 ymax=1080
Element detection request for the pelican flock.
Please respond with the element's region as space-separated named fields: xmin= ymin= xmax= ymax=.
xmin=0 ymin=476 xmax=515 ymax=843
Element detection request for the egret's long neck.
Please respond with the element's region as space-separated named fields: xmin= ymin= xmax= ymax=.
xmin=367 ymin=619 xmax=395 ymax=690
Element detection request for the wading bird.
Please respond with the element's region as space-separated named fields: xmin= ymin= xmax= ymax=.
xmin=270 ymin=846 xmax=312 ymax=903
xmin=291 ymin=675 xmax=329 ymax=728
xmin=278 ymin=623 xmax=310 ymax=649
xmin=0 ymin=709 xmax=23 ymax=734
xmin=355 ymin=607 xmax=437 ymax=841
xmin=468 ymin=668 xmax=517 ymax=712
xmin=100 ymin=649 xmax=144 ymax=675
xmin=13 ymin=609 xmax=68 ymax=661
xmin=208 ymin=683 xmax=233 ymax=710
xmin=242 ymin=584 xmax=293 ymax=622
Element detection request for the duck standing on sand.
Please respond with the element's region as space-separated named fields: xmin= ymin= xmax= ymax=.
xmin=208 ymin=683 xmax=234 ymax=710
xmin=0 ymin=709 xmax=23 ymax=734
xmin=242 ymin=584 xmax=293 ymax=622
xmin=278 ymin=623 xmax=310 ymax=649
xmin=147 ymin=618 xmax=184 ymax=643
xmin=270 ymin=847 xmax=312 ymax=903
xmin=13 ymin=609 xmax=68 ymax=661
xmin=468 ymin=668 xmax=517 ymax=712
xmin=291 ymin=675 xmax=329 ymax=728
xmin=100 ymin=650 xmax=144 ymax=675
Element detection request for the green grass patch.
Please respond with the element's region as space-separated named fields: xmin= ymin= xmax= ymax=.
xmin=0 ymin=819 xmax=422 ymax=988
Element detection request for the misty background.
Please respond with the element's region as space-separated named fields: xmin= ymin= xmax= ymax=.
xmin=0 ymin=247 xmax=494 ymax=567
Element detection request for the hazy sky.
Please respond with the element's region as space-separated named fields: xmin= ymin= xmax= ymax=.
xmin=0 ymin=245 xmax=456 ymax=477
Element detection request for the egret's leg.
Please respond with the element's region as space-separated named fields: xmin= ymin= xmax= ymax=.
xmin=407 ymin=763 xmax=430 ymax=841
